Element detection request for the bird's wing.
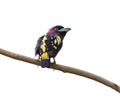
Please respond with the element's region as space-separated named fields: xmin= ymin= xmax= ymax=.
xmin=35 ymin=34 xmax=62 ymax=57
xmin=35 ymin=36 xmax=44 ymax=56
xmin=46 ymin=34 xmax=63 ymax=57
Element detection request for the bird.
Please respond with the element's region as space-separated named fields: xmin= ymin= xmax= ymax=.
xmin=35 ymin=25 xmax=71 ymax=68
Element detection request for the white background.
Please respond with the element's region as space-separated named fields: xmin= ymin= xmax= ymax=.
xmin=0 ymin=0 xmax=120 ymax=107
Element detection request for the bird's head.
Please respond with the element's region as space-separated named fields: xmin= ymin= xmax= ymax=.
xmin=47 ymin=25 xmax=71 ymax=38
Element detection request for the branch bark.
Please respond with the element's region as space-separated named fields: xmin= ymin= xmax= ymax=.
xmin=0 ymin=48 xmax=120 ymax=93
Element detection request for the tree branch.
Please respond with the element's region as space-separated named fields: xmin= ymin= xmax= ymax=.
xmin=0 ymin=48 xmax=120 ymax=93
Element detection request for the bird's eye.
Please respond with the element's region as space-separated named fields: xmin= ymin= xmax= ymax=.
xmin=54 ymin=28 xmax=58 ymax=31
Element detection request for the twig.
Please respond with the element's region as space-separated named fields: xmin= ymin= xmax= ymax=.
xmin=0 ymin=48 xmax=120 ymax=93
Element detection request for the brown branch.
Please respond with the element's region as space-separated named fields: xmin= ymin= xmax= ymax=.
xmin=0 ymin=48 xmax=120 ymax=93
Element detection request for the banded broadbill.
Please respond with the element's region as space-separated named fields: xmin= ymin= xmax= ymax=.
xmin=35 ymin=25 xmax=71 ymax=68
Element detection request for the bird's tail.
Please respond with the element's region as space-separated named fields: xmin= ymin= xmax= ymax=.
xmin=41 ymin=52 xmax=50 ymax=68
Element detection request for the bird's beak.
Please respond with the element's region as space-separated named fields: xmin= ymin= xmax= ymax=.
xmin=58 ymin=28 xmax=71 ymax=32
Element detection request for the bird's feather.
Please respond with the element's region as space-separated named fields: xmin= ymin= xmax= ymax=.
xmin=35 ymin=25 xmax=71 ymax=68
xmin=35 ymin=34 xmax=62 ymax=67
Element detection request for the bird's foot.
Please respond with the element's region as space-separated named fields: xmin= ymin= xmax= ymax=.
xmin=53 ymin=58 xmax=56 ymax=64
xmin=51 ymin=58 xmax=56 ymax=71
xmin=50 ymin=58 xmax=56 ymax=64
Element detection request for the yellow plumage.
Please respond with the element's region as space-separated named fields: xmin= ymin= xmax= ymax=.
xmin=54 ymin=39 xmax=57 ymax=44
xmin=40 ymin=44 xmax=46 ymax=52
xmin=42 ymin=35 xmax=47 ymax=41
xmin=56 ymin=36 xmax=61 ymax=45
xmin=40 ymin=35 xmax=48 ymax=52
xmin=41 ymin=52 xmax=49 ymax=59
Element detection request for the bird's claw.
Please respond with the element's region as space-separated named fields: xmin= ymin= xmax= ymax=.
xmin=51 ymin=58 xmax=56 ymax=71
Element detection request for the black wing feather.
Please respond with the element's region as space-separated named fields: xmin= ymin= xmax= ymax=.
xmin=35 ymin=36 xmax=44 ymax=56
xmin=35 ymin=34 xmax=62 ymax=57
